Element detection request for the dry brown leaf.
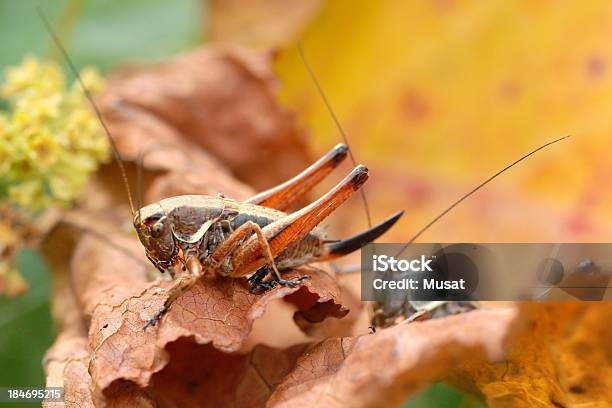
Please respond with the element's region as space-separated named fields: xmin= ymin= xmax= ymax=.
xmin=208 ymin=0 xmax=322 ymax=49
xmin=267 ymin=308 xmax=519 ymax=408
xmin=288 ymin=269 xmax=363 ymax=339
xmin=42 ymin=225 xmax=93 ymax=408
xmin=100 ymin=46 xmax=312 ymax=191
xmin=44 ymin=333 xmax=94 ymax=408
xmin=66 ymin=307 xmax=517 ymax=407
xmin=449 ymin=302 xmax=612 ymax=407
xmin=148 ymin=338 xmax=309 ymax=406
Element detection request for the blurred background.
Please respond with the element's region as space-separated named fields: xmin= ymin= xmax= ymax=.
xmin=2 ymin=0 xmax=612 ymax=406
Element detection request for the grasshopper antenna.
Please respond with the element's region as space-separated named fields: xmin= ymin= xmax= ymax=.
xmin=298 ymin=42 xmax=381 ymax=333
xmin=37 ymin=7 xmax=137 ymax=216
xmin=298 ymin=42 xmax=373 ymax=229
xmin=396 ymin=135 xmax=570 ymax=257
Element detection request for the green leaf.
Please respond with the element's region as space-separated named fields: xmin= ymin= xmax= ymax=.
xmin=404 ymin=382 xmax=484 ymax=408
xmin=0 ymin=249 xmax=53 ymax=391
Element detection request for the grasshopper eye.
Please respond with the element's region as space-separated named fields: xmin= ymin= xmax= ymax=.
xmin=151 ymin=222 xmax=165 ymax=238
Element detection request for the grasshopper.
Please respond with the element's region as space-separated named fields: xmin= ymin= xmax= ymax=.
xmin=135 ymin=146 xmax=403 ymax=328
xmin=39 ymin=10 xmax=403 ymax=329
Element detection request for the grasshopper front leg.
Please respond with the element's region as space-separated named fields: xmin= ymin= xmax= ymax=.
xmin=144 ymin=255 xmax=202 ymax=329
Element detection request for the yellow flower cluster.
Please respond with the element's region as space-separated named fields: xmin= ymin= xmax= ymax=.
xmin=0 ymin=57 xmax=109 ymax=211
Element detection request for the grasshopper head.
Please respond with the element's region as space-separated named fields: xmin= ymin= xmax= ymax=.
xmin=134 ymin=205 xmax=176 ymax=267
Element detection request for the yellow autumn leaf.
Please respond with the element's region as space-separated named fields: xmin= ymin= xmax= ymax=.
xmin=450 ymin=302 xmax=612 ymax=407
xmin=272 ymin=0 xmax=612 ymax=243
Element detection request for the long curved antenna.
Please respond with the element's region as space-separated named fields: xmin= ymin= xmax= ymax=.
xmin=37 ymin=7 xmax=136 ymax=216
xmin=297 ymin=42 xmax=373 ymax=229
xmin=396 ymin=135 xmax=570 ymax=257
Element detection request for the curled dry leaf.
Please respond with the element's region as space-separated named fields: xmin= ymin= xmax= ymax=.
xmin=99 ymin=46 xmax=312 ymax=191
xmin=288 ymin=268 xmax=362 ymax=338
xmin=147 ymin=338 xmax=310 ymax=406
xmin=139 ymin=309 xmax=517 ymax=407
xmin=267 ymin=308 xmax=519 ymax=408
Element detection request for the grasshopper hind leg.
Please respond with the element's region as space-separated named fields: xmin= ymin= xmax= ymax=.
xmin=245 ymin=143 xmax=348 ymax=211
